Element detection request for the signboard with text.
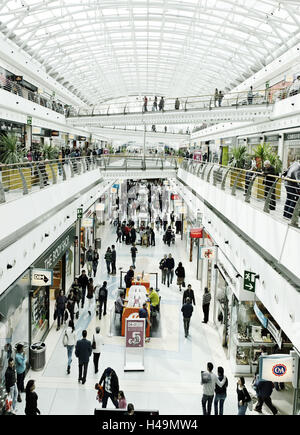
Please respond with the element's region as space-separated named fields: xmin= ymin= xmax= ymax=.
xmin=259 ymin=354 xmax=296 ymax=384
xmin=124 ymin=318 xmax=145 ymax=372
xmin=31 ymin=268 xmax=53 ymax=287
xmin=243 ymin=270 xmax=256 ymax=292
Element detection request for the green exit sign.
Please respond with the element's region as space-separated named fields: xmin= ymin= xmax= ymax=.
xmin=243 ymin=270 xmax=256 ymax=292
xmin=27 ymin=116 xmax=32 ymax=126
xmin=77 ymin=208 xmax=83 ymax=219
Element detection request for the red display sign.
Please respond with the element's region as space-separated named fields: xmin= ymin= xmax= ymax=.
xmin=190 ymin=228 xmax=203 ymax=238
xmin=171 ymin=194 xmax=180 ymax=200
xmin=125 ymin=319 xmax=145 ymax=348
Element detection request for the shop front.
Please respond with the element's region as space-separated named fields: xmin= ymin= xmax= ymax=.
xmin=0 ymin=118 xmax=25 ymax=149
xmin=30 ymin=225 xmax=76 ymax=343
xmin=220 ymin=137 xmax=236 ymax=165
xmin=284 ymin=132 xmax=300 ymax=168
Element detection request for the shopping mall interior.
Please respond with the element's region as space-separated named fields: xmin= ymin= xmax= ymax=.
xmin=0 ymin=0 xmax=300 ymax=419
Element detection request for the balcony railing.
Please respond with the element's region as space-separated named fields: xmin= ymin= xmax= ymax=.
xmin=180 ymin=159 xmax=300 ymax=228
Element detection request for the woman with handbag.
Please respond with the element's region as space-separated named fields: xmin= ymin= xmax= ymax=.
xmin=175 ymin=262 xmax=185 ymax=292
xmin=236 ymin=377 xmax=252 ymax=415
xmin=63 ymin=320 xmax=76 ymax=374
xmin=92 ymin=327 xmax=104 ymax=374
xmin=87 ymin=278 xmax=95 ymax=316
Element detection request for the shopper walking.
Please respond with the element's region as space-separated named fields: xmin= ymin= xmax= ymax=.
xmin=98 ymin=281 xmax=108 ymax=320
xmin=92 ymin=249 xmax=99 ymax=278
xmin=143 ymin=96 xmax=148 ymax=112
xmin=283 ymin=161 xmax=300 ymax=219
xmin=124 ymin=266 xmax=134 ymax=288
xmin=175 ymin=98 xmax=180 ymax=110
xmin=159 ymin=254 xmax=168 ymax=285
xmin=201 ymin=362 xmax=227 ymax=416
xmin=131 ymin=243 xmax=138 ymax=267
xmin=15 ymin=344 xmax=26 ymax=403
xmin=182 ymin=284 xmax=196 ymax=305
xmin=152 ymin=96 xmax=158 ymax=111
xmin=86 ymin=278 xmax=95 ymax=316
xmin=111 ymin=245 xmax=116 ymax=275
xmin=78 ymin=270 xmax=89 ymax=309
xmin=158 ymin=96 xmax=165 ymax=111
xmin=85 ymin=246 xmax=94 ymax=277
xmin=130 ymin=225 xmax=136 ymax=244
xmin=175 ymin=262 xmax=185 ymax=291
xmin=181 ymin=297 xmax=193 ymax=338
xmin=55 ymin=289 xmax=67 ymax=331
xmin=75 ymin=330 xmax=92 ymax=385
xmin=247 ymin=86 xmax=253 ymax=105
xmin=67 ymin=289 xmax=76 ymax=324
xmin=254 ymin=379 xmax=278 ymax=415
xmin=263 ymin=160 xmax=277 ymax=211
xmin=92 ymin=326 xmax=104 ymax=374
xmin=214 ymin=88 xmax=218 ymax=107
xmin=214 ymin=367 xmax=228 ymax=415
xmin=63 ymin=320 xmax=76 ymax=374
xmin=218 ymin=90 xmax=224 ymax=107
xmin=202 ymin=287 xmax=211 ymax=323
xmin=165 ymin=226 xmax=173 ymax=247
xmin=25 ymin=380 xmax=40 ymax=415
xmin=99 ymin=367 xmax=120 ymax=408
xmin=104 ymin=247 xmax=112 ymax=274
xmin=165 ymin=253 xmax=175 ymax=287
xmin=150 ymin=227 xmax=155 ymax=246
xmin=237 ymin=377 xmax=251 ymax=415
xmin=116 ymin=225 xmax=122 ymax=243
xmin=5 ymin=358 xmax=18 ymax=414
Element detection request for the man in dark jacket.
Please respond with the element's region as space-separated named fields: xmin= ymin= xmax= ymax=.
xmin=5 ymin=358 xmax=18 ymax=413
xmin=78 ymin=270 xmax=89 ymax=308
xmin=255 ymin=380 xmax=278 ymax=415
xmin=182 ymin=284 xmax=196 ymax=305
xmin=98 ymin=281 xmax=108 ymax=320
xmin=125 ymin=266 xmax=134 ymax=288
xmin=85 ymin=246 xmax=94 ymax=277
xmin=181 ymin=298 xmax=194 ymax=338
xmin=99 ymin=367 xmax=119 ymax=408
xmin=165 ymin=253 xmax=175 ymax=287
xmin=111 ymin=245 xmax=116 ymax=275
xmin=75 ymin=330 xmax=92 ymax=384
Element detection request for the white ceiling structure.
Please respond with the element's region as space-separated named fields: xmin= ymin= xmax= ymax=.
xmin=0 ymin=0 xmax=300 ymax=107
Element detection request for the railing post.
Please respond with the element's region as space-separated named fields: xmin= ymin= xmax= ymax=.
xmin=244 ymin=173 xmax=257 ymax=203
xmin=18 ymin=167 xmax=29 ymax=194
xmin=290 ymin=196 xmax=300 ymax=228
xmin=263 ymin=179 xmax=278 ymax=213
xmin=48 ymin=162 xmax=57 ymax=184
xmin=201 ymin=163 xmax=209 ymax=180
xmin=221 ymin=167 xmax=231 ymax=190
xmin=85 ymin=157 xmax=90 ymax=171
xmin=231 ymin=170 xmax=244 ymax=196
xmin=35 ymin=164 xmax=45 ymax=189
xmin=0 ymin=177 xmax=6 ymax=203
xmin=206 ymin=165 xmax=214 ymax=183
xmin=69 ymin=160 xmax=75 ymax=178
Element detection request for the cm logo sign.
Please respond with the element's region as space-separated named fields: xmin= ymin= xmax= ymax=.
xmin=272 ymin=364 xmax=287 ymax=377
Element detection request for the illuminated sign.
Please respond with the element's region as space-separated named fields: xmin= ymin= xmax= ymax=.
xmin=51 ymin=130 xmax=59 ymax=136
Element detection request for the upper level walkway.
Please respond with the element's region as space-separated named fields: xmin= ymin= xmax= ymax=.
xmin=67 ymin=90 xmax=275 ymax=127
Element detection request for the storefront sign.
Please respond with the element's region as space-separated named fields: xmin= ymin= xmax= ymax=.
xmin=35 ymin=226 xmax=76 ymax=270
xmin=260 ymin=355 xmax=296 ymax=383
xmin=171 ymin=194 xmax=180 ymax=200
xmin=284 ymin=132 xmax=300 ymax=141
xmin=81 ymin=218 xmax=93 ymax=228
xmin=200 ymin=246 xmax=216 ymax=259
xmin=190 ymin=228 xmax=203 ymax=238
xmin=32 ymin=127 xmax=42 ymax=135
xmin=14 ymin=75 xmax=23 ymax=82
xmin=77 ymin=208 xmax=83 ymax=219
xmin=78 ymin=136 xmax=86 ymax=141
xmin=31 ymin=268 xmax=53 ymax=287
xmin=254 ymin=302 xmax=268 ymax=328
xmin=51 ymin=130 xmax=59 ymax=136
xmin=243 ymin=270 xmax=256 ymax=292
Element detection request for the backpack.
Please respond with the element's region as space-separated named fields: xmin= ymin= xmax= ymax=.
xmin=201 ymin=371 xmax=212 ymax=384
xmin=99 ymin=287 xmax=106 ymax=299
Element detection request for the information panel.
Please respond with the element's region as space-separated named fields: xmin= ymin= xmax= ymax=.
xmin=124 ymin=318 xmax=145 ymax=372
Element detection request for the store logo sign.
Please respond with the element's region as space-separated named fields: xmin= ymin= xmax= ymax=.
xmin=272 ymin=364 xmax=287 ymax=377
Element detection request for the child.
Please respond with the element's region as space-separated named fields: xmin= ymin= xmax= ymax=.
xmin=118 ymin=391 xmax=127 ymax=409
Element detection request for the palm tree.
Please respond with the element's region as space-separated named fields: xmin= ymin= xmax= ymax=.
xmin=230 ymin=145 xmax=248 ymax=169
xmin=42 ymin=144 xmax=59 ymax=160
xmin=0 ymin=133 xmax=23 ymax=164
xmin=252 ymin=143 xmax=282 ymax=174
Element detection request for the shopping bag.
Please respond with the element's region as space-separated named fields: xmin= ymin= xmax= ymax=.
xmin=5 ymin=393 xmax=12 ymax=413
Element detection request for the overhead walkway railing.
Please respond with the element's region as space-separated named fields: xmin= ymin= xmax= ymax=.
xmin=180 ymin=159 xmax=300 ymax=228
xmin=0 ymin=156 xmax=99 ymax=204
xmin=67 ymin=88 xmax=277 ymax=118
xmin=0 ymin=155 xmax=178 ymax=204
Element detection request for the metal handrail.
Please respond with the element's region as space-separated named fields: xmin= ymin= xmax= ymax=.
xmin=180 ymin=158 xmax=300 ymax=228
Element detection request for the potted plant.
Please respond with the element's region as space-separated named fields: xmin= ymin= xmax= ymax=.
xmin=0 ymin=133 xmax=26 ymax=191
xmin=229 ymin=145 xmax=249 ymax=189
xmin=251 ymin=143 xmax=282 ymax=199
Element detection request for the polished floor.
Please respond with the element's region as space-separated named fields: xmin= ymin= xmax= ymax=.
xmin=14 ymin=222 xmax=288 ymax=415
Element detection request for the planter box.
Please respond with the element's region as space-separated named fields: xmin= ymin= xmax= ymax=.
xmin=252 ymin=176 xmax=281 ymax=200
xmin=230 ymin=169 xmax=245 ymax=190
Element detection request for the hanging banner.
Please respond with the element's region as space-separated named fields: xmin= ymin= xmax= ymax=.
xmin=259 ymin=354 xmax=296 ymax=383
xmin=124 ymin=318 xmax=145 ymax=372
xmin=190 ymin=228 xmax=203 ymax=238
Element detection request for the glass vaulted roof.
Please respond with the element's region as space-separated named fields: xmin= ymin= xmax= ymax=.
xmin=0 ymin=0 xmax=300 ymax=105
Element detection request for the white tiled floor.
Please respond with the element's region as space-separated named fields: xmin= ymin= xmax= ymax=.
xmin=15 ymin=221 xmax=289 ymax=415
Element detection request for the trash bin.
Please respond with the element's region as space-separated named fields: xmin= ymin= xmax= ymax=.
xmin=29 ymin=342 xmax=46 ymax=371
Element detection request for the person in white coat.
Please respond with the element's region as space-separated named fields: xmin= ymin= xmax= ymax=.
xmin=92 ymin=326 xmax=104 ymax=374
xmin=63 ymin=320 xmax=77 ymax=374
